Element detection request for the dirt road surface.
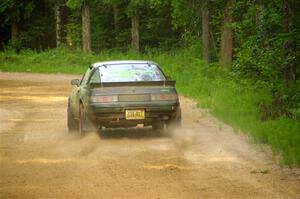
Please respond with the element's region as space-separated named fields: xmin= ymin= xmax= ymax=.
xmin=0 ymin=72 xmax=300 ymax=199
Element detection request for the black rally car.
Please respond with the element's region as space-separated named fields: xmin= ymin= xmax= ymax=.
xmin=67 ymin=60 xmax=181 ymax=137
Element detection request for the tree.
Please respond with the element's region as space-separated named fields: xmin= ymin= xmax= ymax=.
xmin=131 ymin=9 xmax=139 ymax=51
xmin=81 ymin=0 xmax=91 ymax=52
xmin=112 ymin=3 xmax=119 ymax=39
xmin=219 ymin=0 xmax=234 ymax=68
xmin=282 ymin=0 xmax=296 ymax=84
xmin=0 ymin=0 xmax=35 ymax=50
xmin=171 ymin=0 xmax=201 ymax=44
xmin=102 ymin=0 xmax=121 ymax=46
xmin=202 ymin=0 xmax=210 ymax=62
xmin=127 ymin=0 xmax=142 ymax=52
xmin=67 ymin=0 xmax=91 ymax=53
xmin=54 ymin=1 xmax=62 ymax=47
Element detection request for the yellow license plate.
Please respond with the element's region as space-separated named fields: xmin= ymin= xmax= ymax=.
xmin=125 ymin=109 xmax=145 ymax=120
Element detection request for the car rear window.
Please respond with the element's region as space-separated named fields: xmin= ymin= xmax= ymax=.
xmin=94 ymin=63 xmax=166 ymax=83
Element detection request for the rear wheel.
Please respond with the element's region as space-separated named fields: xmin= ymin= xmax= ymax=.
xmin=78 ymin=103 xmax=97 ymax=138
xmin=78 ymin=103 xmax=88 ymax=138
xmin=167 ymin=108 xmax=182 ymax=132
xmin=67 ymin=98 xmax=77 ymax=133
xmin=152 ymin=120 xmax=165 ymax=136
xmin=97 ymin=125 xmax=105 ymax=138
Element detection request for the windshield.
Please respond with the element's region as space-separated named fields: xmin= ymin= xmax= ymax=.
xmin=93 ymin=63 xmax=166 ymax=83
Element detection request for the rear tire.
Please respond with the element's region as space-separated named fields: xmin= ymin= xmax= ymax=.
xmin=78 ymin=103 xmax=97 ymax=138
xmin=152 ymin=120 xmax=165 ymax=136
xmin=167 ymin=108 xmax=182 ymax=132
xmin=78 ymin=103 xmax=88 ymax=138
xmin=67 ymin=98 xmax=77 ymax=133
xmin=97 ymin=126 xmax=105 ymax=138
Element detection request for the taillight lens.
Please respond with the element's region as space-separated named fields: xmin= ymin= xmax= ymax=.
xmin=151 ymin=93 xmax=178 ymax=101
xmin=90 ymin=95 xmax=118 ymax=103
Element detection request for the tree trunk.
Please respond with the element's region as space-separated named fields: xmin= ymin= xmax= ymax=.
xmin=113 ymin=4 xmax=119 ymax=34
xmin=11 ymin=22 xmax=20 ymax=53
xmin=11 ymin=22 xmax=18 ymax=40
xmin=219 ymin=0 xmax=234 ymax=68
xmin=113 ymin=3 xmax=119 ymax=45
xmin=55 ymin=4 xmax=61 ymax=47
xmin=131 ymin=10 xmax=139 ymax=52
xmin=82 ymin=0 xmax=91 ymax=53
xmin=283 ymin=1 xmax=296 ymax=84
xmin=202 ymin=0 xmax=211 ymax=63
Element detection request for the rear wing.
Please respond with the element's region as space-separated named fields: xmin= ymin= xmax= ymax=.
xmin=90 ymin=80 xmax=176 ymax=88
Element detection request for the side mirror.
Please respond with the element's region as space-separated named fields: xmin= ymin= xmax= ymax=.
xmin=70 ymin=79 xmax=80 ymax=86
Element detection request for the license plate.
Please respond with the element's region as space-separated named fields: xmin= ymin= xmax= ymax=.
xmin=125 ymin=109 xmax=145 ymax=120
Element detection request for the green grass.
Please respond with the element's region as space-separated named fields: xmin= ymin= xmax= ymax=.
xmin=1 ymin=47 xmax=299 ymax=166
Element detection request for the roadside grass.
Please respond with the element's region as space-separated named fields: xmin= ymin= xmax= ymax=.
xmin=0 ymin=47 xmax=299 ymax=166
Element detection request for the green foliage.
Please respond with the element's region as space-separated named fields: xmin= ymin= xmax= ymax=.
xmin=65 ymin=11 xmax=82 ymax=49
xmin=66 ymin=0 xmax=84 ymax=9
xmin=1 ymin=1 xmax=57 ymax=51
xmin=0 ymin=0 xmax=35 ymax=25
xmin=232 ymin=0 xmax=299 ymax=120
xmin=170 ymin=0 xmax=201 ymax=42
xmin=233 ymin=1 xmax=283 ymax=82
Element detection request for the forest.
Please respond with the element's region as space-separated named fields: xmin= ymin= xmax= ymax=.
xmin=0 ymin=0 xmax=299 ymax=165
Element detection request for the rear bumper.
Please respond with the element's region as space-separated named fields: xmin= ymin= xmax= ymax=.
xmin=87 ymin=101 xmax=180 ymax=127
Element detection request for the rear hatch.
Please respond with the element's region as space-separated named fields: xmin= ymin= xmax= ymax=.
xmin=89 ymin=81 xmax=179 ymax=105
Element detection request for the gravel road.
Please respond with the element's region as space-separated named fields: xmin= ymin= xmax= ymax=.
xmin=0 ymin=72 xmax=299 ymax=199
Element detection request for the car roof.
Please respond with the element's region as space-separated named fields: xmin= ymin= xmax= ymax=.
xmin=91 ymin=60 xmax=158 ymax=68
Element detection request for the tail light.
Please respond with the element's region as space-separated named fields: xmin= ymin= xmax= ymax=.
xmin=151 ymin=93 xmax=178 ymax=101
xmin=90 ymin=95 xmax=118 ymax=103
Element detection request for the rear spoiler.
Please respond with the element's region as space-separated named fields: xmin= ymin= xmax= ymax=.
xmin=90 ymin=80 xmax=176 ymax=88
